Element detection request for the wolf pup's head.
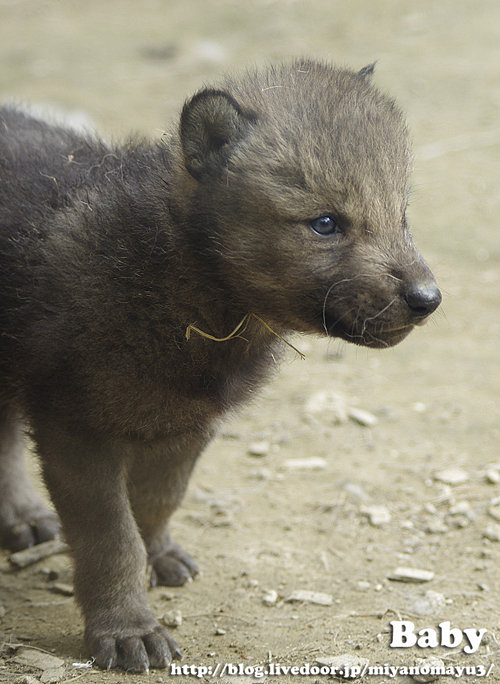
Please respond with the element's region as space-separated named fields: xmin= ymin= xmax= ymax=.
xmin=178 ymin=60 xmax=441 ymax=349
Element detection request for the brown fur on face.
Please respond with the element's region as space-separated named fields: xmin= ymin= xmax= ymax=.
xmin=0 ymin=60 xmax=440 ymax=672
xmin=176 ymin=62 xmax=440 ymax=347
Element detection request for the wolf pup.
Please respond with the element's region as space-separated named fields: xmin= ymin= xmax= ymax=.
xmin=0 ymin=60 xmax=440 ymax=671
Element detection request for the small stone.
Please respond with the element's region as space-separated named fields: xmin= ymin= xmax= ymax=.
xmin=215 ymin=627 xmax=226 ymax=635
xmin=282 ymin=457 xmax=327 ymax=470
xmin=51 ymin=582 xmax=74 ymax=596
xmin=162 ymin=609 xmax=182 ymax=627
xmin=433 ymin=468 xmax=469 ymax=485
xmin=249 ymin=467 xmax=272 ymax=481
xmin=411 ymin=590 xmax=446 ymax=616
xmin=40 ymin=668 xmax=65 ymax=684
xmin=451 ymin=515 xmax=469 ymax=529
xmin=262 ymin=589 xmax=278 ymax=606
xmin=304 ymin=391 xmax=348 ymax=424
xmin=412 ymin=656 xmax=446 ymax=682
xmin=8 ymin=538 xmax=69 ymax=569
xmin=285 ymin=590 xmax=333 ymax=606
xmin=360 ymin=504 xmax=391 ymax=526
xmin=13 ymin=649 xmax=65 ymax=671
xmin=425 ymin=519 xmax=449 ymax=534
xmin=247 ymin=441 xmax=270 ymax=457
xmin=316 ymin=654 xmax=369 ymax=679
xmin=485 ymin=469 xmax=500 ymax=484
xmin=347 ymin=407 xmax=378 ymax=427
xmin=488 ymin=506 xmax=500 ymax=521
xmin=389 ymin=567 xmax=435 ymax=583
xmin=158 ymin=590 xmax=175 ymax=601
xmin=449 ymin=500 xmax=471 ymax=515
xmin=343 ymin=482 xmax=368 ymax=500
xmin=483 ymin=523 xmax=500 ymax=542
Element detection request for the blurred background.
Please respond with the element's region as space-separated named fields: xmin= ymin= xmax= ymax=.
xmin=0 ymin=0 xmax=499 ymax=675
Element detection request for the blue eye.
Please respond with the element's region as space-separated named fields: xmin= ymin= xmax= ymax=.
xmin=309 ymin=215 xmax=340 ymax=236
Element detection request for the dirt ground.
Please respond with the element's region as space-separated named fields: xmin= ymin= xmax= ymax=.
xmin=0 ymin=0 xmax=499 ymax=682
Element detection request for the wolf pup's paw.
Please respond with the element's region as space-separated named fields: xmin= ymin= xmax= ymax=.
xmin=86 ymin=622 xmax=182 ymax=672
xmin=0 ymin=498 xmax=60 ymax=552
xmin=149 ymin=539 xmax=199 ymax=587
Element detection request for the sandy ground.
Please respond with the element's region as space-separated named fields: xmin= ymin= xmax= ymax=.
xmin=0 ymin=1 xmax=499 ymax=682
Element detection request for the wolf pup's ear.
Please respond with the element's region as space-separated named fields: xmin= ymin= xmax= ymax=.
xmin=180 ymin=89 xmax=256 ymax=181
xmin=358 ymin=62 xmax=377 ymax=81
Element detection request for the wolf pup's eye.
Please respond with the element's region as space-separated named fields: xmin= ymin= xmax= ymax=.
xmin=309 ymin=214 xmax=340 ymax=236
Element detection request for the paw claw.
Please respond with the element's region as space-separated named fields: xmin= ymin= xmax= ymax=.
xmin=149 ymin=540 xmax=199 ymax=587
xmin=87 ymin=623 xmax=177 ymax=672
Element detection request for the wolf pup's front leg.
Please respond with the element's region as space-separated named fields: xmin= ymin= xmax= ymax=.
xmin=126 ymin=433 xmax=208 ymax=587
xmin=34 ymin=421 xmax=181 ymax=672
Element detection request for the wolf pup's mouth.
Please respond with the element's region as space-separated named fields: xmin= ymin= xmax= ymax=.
xmin=337 ymin=324 xmax=415 ymax=349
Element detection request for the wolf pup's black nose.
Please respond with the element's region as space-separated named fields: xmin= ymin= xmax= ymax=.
xmin=405 ymin=282 xmax=442 ymax=317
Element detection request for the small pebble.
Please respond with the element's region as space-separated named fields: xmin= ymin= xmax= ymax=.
xmin=389 ymin=567 xmax=435 ymax=583
xmin=343 ymin=482 xmax=368 ymax=501
xmin=448 ymin=500 xmax=471 ymax=515
xmin=425 ymin=519 xmax=449 ymax=534
xmin=285 ymin=590 xmax=333 ymax=606
xmin=282 ymin=457 xmax=327 ymax=470
xmin=347 ymin=407 xmax=378 ymax=427
xmin=433 ymin=468 xmax=469 ymax=485
xmin=249 ymin=467 xmax=272 ymax=481
xmin=13 ymin=649 xmax=65 ymax=671
xmin=488 ymin=505 xmax=500 ymax=521
xmin=483 ymin=523 xmax=500 ymax=542
xmin=304 ymin=391 xmax=348 ymax=424
xmin=215 ymin=627 xmax=226 ymax=636
xmin=247 ymin=441 xmax=270 ymax=457
xmin=360 ymin=504 xmax=391 ymax=526
xmin=158 ymin=590 xmax=175 ymax=601
xmin=411 ymin=590 xmax=446 ymax=616
xmin=262 ymin=589 xmax=278 ymax=606
xmin=316 ymin=654 xmax=369 ymax=679
xmin=451 ymin=515 xmax=469 ymax=529
xmin=51 ymin=582 xmax=74 ymax=596
xmin=162 ymin=609 xmax=182 ymax=627
xmin=485 ymin=469 xmax=500 ymax=484
xmin=40 ymin=668 xmax=65 ymax=684
xmin=412 ymin=656 xmax=446 ymax=682
xmin=357 ymin=580 xmax=371 ymax=591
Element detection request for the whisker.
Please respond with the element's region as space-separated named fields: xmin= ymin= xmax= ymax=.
xmin=363 ymin=297 xmax=398 ymax=324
